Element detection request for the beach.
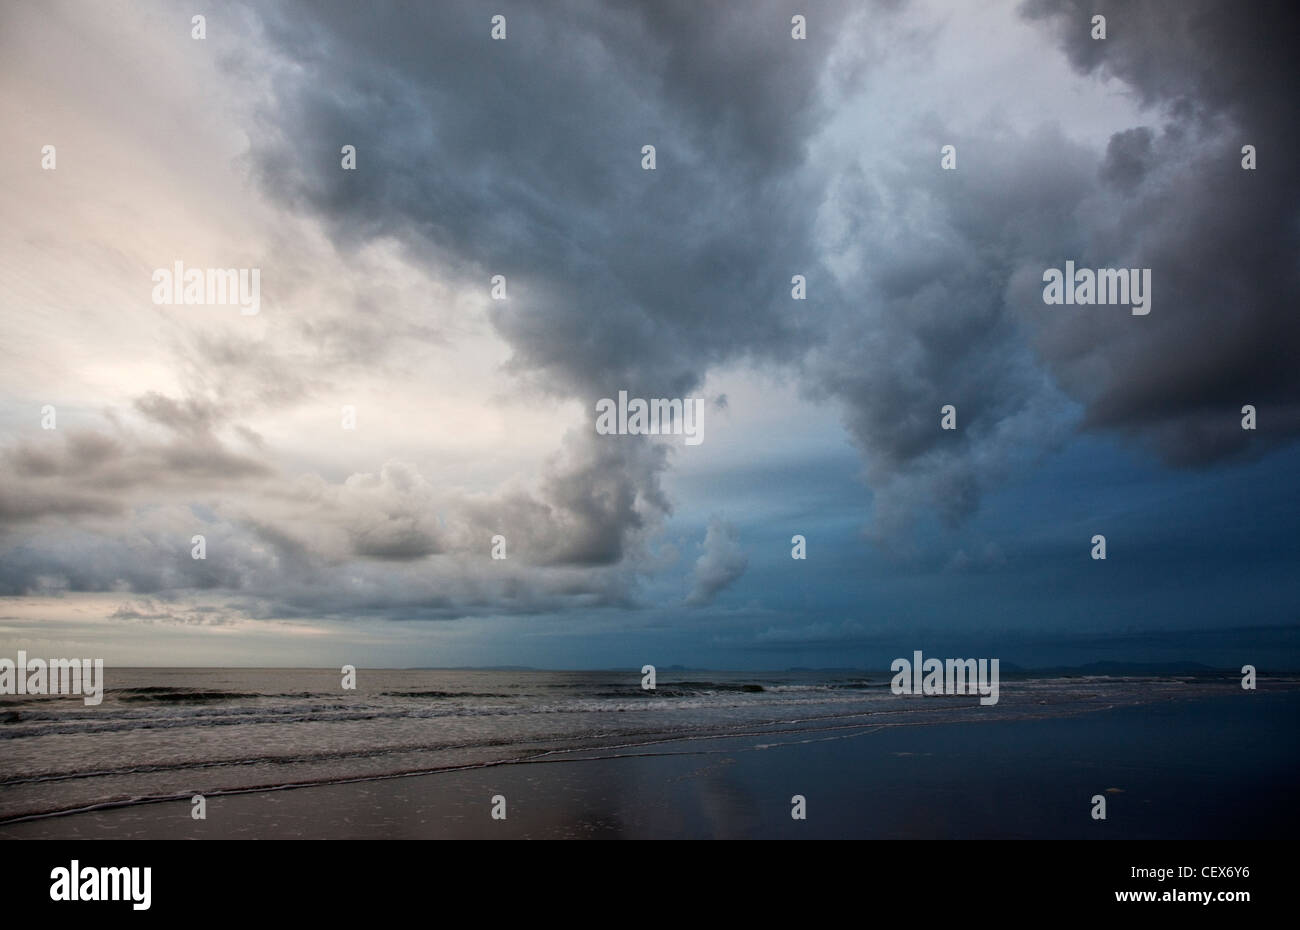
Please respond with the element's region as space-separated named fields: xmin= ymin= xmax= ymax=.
xmin=2 ymin=670 xmax=1296 ymax=839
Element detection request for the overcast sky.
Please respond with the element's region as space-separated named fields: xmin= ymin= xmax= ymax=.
xmin=2 ymin=0 xmax=1297 ymax=668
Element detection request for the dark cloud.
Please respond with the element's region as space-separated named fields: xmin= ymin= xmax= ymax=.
xmin=1099 ymin=126 xmax=1154 ymax=193
xmin=534 ymin=432 xmax=672 ymax=567
xmin=2 ymin=421 xmax=271 ymax=515
xmin=800 ymin=0 xmax=1299 ymax=536
xmin=804 ymin=125 xmax=1092 ymax=532
xmin=1019 ymin=0 xmax=1300 ymax=465
xmin=4 ymin=0 xmax=1295 ymax=630
xmin=181 ymin=0 xmax=868 ymax=607
xmin=0 ymin=404 xmax=272 ymax=533
xmin=348 ymin=523 xmax=440 ymax=561
xmin=224 ymin=0 xmax=1299 ymax=558
xmin=238 ymin=0 xmax=873 ymax=401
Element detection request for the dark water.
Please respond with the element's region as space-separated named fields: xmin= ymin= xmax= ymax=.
xmin=1 ymin=668 xmax=1295 ymax=838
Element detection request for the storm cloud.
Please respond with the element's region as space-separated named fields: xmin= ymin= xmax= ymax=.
xmin=1 ymin=0 xmax=1296 ymax=659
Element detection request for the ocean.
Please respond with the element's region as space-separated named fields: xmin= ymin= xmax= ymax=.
xmin=2 ymin=669 xmax=1296 ymax=839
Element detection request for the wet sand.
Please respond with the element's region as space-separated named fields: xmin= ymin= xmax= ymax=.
xmin=4 ymin=693 xmax=1296 ymax=840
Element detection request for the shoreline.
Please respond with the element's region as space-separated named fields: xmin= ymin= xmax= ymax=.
xmin=4 ymin=692 xmax=1296 ymax=840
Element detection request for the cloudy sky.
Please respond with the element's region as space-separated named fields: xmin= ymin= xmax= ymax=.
xmin=2 ymin=0 xmax=1297 ymax=669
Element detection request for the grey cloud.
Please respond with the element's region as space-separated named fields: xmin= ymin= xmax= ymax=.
xmin=1099 ymin=126 xmax=1154 ymax=193
xmin=200 ymin=0 xmax=865 ymax=602
xmin=0 ymin=525 xmax=249 ymax=597
xmin=134 ymin=392 xmax=223 ymax=436
xmin=804 ymin=0 xmax=1299 ymax=539
xmin=334 ymin=462 xmax=444 ymax=561
xmin=1019 ymin=0 xmax=1300 ymax=465
xmin=534 ymin=431 xmax=672 ymax=567
xmin=349 ymin=523 xmax=440 ymax=561
xmin=806 ymin=125 xmax=1091 ymax=532
xmin=0 ymin=406 xmax=272 ymax=530
xmin=0 ymin=488 xmax=123 ymax=522
xmin=110 ymin=598 xmax=236 ymax=626
xmin=686 ymin=518 xmax=748 ymax=606
xmin=249 ymin=0 xmax=1241 ymax=548
xmin=6 ymin=0 xmax=1293 ymax=625
xmin=237 ymin=0 xmax=878 ymax=402
xmin=10 ymin=431 xmax=123 ymax=479
xmin=0 ymin=405 xmax=675 ymax=613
